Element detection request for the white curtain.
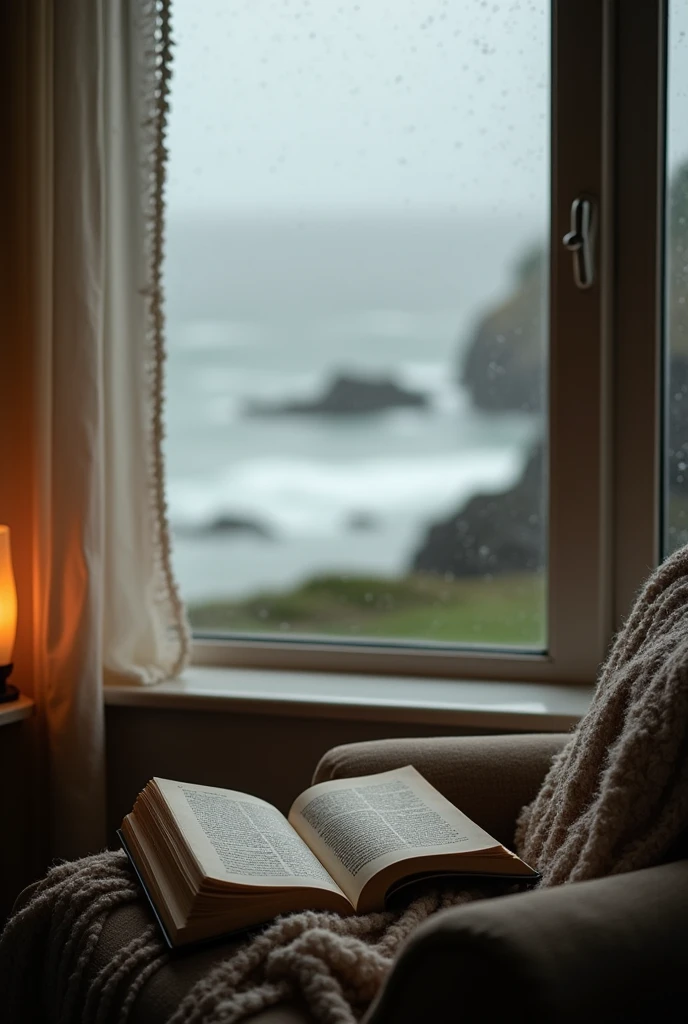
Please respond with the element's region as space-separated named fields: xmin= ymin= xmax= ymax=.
xmin=0 ymin=0 xmax=188 ymax=860
xmin=102 ymin=1 xmax=190 ymax=685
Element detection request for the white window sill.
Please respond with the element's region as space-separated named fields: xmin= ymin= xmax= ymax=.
xmin=104 ymin=666 xmax=592 ymax=732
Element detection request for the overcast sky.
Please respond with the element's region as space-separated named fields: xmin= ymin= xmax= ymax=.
xmin=166 ymin=0 xmax=688 ymax=218
xmin=166 ymin=0 xmax=550 ymax=217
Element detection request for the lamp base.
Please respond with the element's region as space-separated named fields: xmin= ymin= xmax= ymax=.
xmin=0 ymin=682 xmax=18 ymax=703
xmin=0 ymin=663 xmax=17 ymax=702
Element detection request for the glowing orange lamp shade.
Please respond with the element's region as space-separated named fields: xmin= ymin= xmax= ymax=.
xmin=0 ymin=525 xmax=18 ymax=703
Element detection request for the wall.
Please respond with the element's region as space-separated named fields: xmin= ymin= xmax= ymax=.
xmin=0 ymin=718 xmax=40 ymax=923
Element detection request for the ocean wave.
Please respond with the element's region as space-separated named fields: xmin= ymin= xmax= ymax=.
xmin=191 ymin=366 xmax=322 ymax=400
xmin=172 ymin=319 xmax=267 ymax=351
xmin=322 ymin=309 xmax=421 ymax=341
xmin=172 ymin=307 xmax=467 ymax=356
xmin=168 ymin=448 xmax=527 ymax=538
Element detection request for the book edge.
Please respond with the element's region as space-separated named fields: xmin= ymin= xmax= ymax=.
xmin=117 ymin=829 xmax=175 ymax=950
xmin=117 ymin=830 xmax=279 ymax=954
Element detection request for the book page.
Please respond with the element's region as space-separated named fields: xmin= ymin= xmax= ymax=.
xmin=288 ymin=766 xmax=502 ymax=905
xmin=154 ymin=778 xmax=346 ymax=894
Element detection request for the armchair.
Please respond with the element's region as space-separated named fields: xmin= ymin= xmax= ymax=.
xmin=316 ymin=733 xmax=688 ymax=1024
xmin=11 ymin=732 xmax=688 ymax=1023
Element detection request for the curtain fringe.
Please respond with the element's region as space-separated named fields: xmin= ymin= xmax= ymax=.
xmin=139 ymin=0 xmax=191 ymax=679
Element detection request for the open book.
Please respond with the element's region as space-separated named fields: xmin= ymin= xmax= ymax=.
xmin=119 ymin=766 xmax=539 ymax=948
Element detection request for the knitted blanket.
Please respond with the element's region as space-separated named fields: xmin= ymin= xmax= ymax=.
xmin=4 ymin=546 xmax=688 ymax=1023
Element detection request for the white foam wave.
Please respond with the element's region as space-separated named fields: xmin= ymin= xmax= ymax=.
xmin=397 ymin=360 xmax=468 ymax=413
xmin=168 ymin=448 xmax=526 ymax=538
xmin=173 ymin=320 xmax=266 ymax=351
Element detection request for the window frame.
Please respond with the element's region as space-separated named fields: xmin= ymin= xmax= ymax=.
xmin=191 ymin=0 xmax=666 ymax=686
xmin=611 ymin=0 xmax=665 ymax=631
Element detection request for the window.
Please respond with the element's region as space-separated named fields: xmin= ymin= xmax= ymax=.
xmin=164 ymin=2 xmax=662 ymax=684
xmin=165 ymin=0 xmax=550 ymax=653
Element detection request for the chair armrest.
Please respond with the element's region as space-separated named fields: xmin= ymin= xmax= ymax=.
xmin=313 ymin=733 xmax=566 ymax=845
xmin=365 ymin=859 xmax=688 ymax=1024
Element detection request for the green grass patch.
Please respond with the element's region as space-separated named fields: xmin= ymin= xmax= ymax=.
xmin=189 ymin=571 xmax=546 ymax=648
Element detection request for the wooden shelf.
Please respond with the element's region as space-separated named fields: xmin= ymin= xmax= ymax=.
xmin=0 ymin=693 xmax=34 ymax=726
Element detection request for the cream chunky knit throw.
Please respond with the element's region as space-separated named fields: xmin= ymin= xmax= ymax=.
xmin=4 ymin=547 xmax=688 ymax=1023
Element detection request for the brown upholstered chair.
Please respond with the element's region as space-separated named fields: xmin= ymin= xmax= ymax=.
xmin=14 ymin=733 xmax=688 ymax=1022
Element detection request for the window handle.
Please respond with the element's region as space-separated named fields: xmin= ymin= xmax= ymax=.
xmin=562 ymin=195 xmax=596 ymax=289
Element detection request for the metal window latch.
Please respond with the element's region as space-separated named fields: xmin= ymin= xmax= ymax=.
xmin=562 ymin=195 xmax=596 ymax=290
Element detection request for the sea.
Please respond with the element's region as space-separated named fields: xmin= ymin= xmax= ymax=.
xmin=163 ymin=211 xmax=545 ymax=603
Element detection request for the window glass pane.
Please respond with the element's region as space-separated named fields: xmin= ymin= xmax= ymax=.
xmin=165 ymin=0 xmax=549 ymax=648
xmin=665 ymin=1 xmax=688 ymax=554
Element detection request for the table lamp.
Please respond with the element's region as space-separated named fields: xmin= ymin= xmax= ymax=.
xmin=0 ymin=525 xmax=18 ymax=703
